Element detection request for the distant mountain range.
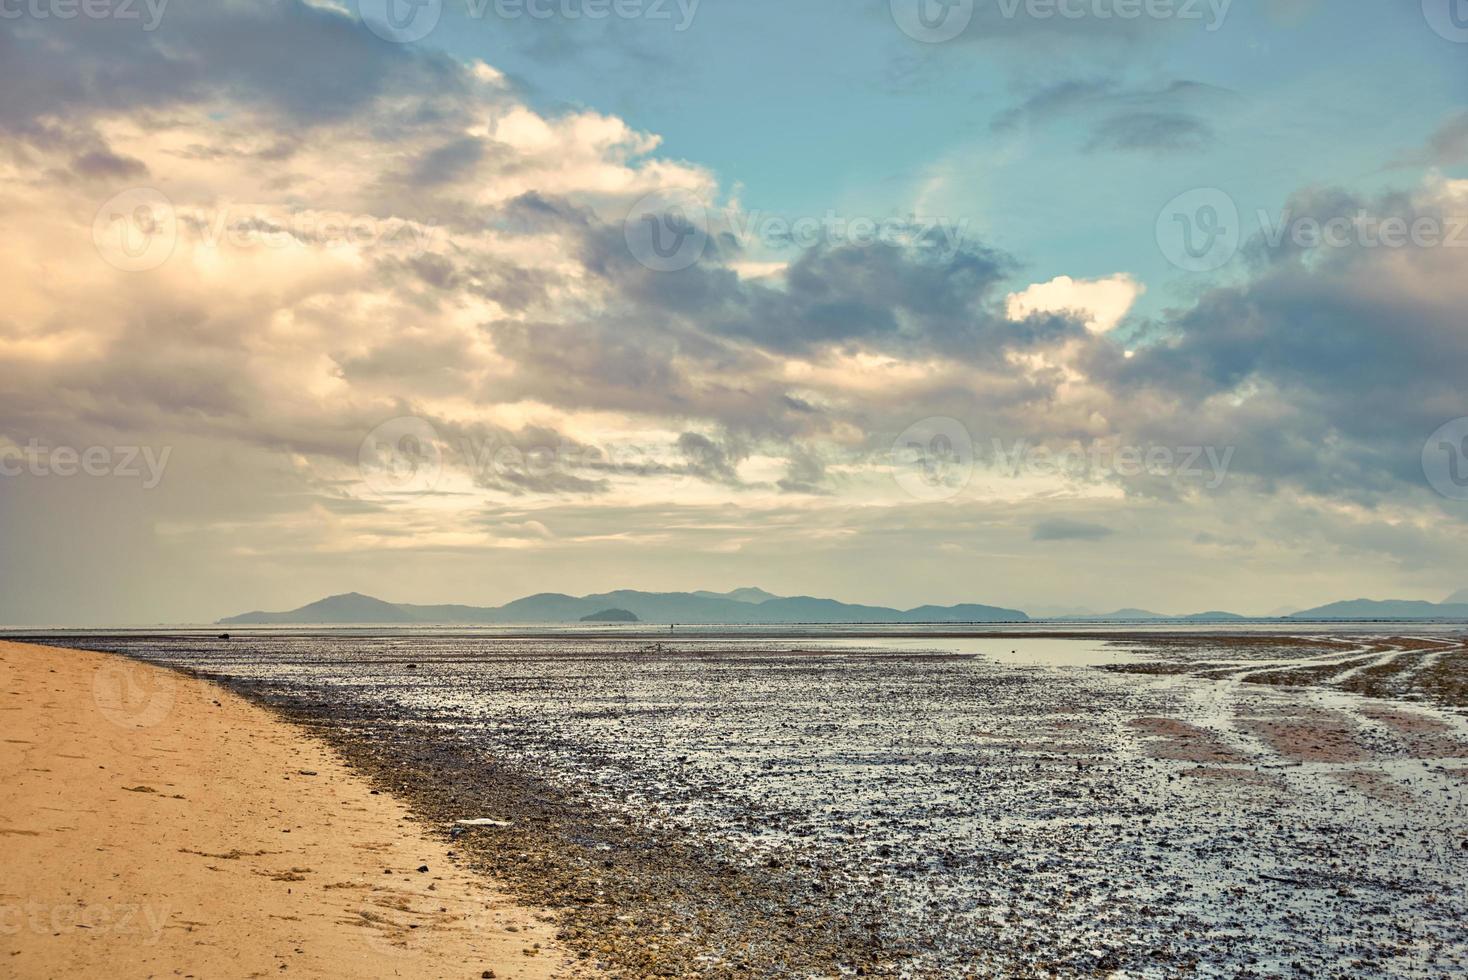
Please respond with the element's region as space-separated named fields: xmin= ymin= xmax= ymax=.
xmin=219 ymin=587 xmax=1468 ymax=626
xmin=1287 ymin=598 xmax=1468 ymax=620
xmin=1044 ymin=609 xmax=1249 ymax=623
xmin=220 ymin=589 xmax=1030 ymax=625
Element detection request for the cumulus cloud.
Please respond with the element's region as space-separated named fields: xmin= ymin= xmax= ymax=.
xmin=1006 ymin=274 xmax=1144 ymax=334
xmin=1102 ymin=181 xmax=1468 ymax=502
xmin=2 ymin=0 xmax=1465 ymax=623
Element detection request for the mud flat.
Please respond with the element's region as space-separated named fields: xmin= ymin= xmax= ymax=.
xmin=15 ymin=628 xmax=1468 ymax=977
xmin=1102 ymin=630 xmax=1468 ymax=709
xmin=0 ymin=640 xmax=582 ymax=979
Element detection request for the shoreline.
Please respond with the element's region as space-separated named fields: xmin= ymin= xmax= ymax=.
xmin=9 ymin=629 xmax=1466 ymax=976
xmin=0 ymin=639 xmax=586 ymax=979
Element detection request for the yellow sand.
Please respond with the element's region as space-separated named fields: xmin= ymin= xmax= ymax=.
xmin=0 ymin=640 xmax=588 ymax=979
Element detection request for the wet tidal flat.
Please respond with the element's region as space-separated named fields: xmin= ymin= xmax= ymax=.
xmin=29 ymin=629 xmax=1468 ymax=978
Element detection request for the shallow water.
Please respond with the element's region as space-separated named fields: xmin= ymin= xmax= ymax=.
xmin=18 ymin=627 xmax=1468 ymax=977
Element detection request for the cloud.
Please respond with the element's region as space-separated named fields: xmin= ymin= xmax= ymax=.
xmin=1398 ymin=110 xmax=1468 ymax=167
xmin=1082 ymin=112 xmax=1214 ymax=154
xmin=992 ymin=78 xmax=1230 ymax=155
xmin=1006 ymin=274 xmax=1144 ymax=334
xmin=2 ymin=0 xmax=1466 ymax=623
xmin=70 ymin=149 xmax=149 ymax=180
xmin=0 ymin=2 xmax=471 ymax=140
xmin=1031 ymin=518 xmax=1115 ymax=541
xmin=1100 ymin=181 xmax=1468 ymax=502
xmin=676 ymin=432 xmax=746 ymax=485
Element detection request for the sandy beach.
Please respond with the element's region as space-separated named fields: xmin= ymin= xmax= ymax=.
xmin=0 ymin=640 xmax=583 ymax=979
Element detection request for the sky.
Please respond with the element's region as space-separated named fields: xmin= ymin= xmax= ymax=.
xmin=1 ymin=0 xmax=1466 ymax=624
